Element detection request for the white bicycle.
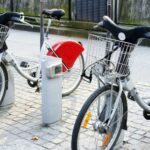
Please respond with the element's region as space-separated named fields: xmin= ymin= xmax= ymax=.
xmin=0 ymin=10 xmax=85 ymax=105
xmin=72 ymin=16 xmax=150 ymax=150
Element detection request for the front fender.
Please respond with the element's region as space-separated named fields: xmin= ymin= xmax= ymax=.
xmin=0 ymin=54 xmax=2 ymax=63
xmin=47 ymin=40 xmax=84 ymax=72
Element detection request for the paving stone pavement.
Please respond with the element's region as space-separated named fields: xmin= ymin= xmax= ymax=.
xmin=0 ymin=59 xmax=149 ymax=150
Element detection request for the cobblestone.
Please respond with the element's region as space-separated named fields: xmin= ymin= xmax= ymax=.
xmin=0 ymin=63 xmax=149 ymax=150
xmin=43 ymin=142 xmax=55 ymax=149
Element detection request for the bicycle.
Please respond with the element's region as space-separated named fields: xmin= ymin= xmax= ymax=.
xmin=0 ymin=10 xmax=85 ymax=105
xmin=72 ymin=16 xmax=150 ymax=150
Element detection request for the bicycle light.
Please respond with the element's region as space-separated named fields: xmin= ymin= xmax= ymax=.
xmin=46 ymin=62 xmax=62 ymax=79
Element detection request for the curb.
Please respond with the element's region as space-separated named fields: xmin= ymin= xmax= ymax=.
xmin=136 ymin=82 xmax=150 ymax=88
xmin=13 ymin=23 xmax=90 ymax=38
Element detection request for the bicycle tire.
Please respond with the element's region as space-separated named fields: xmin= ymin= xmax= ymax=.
xmin=72 ymin=85 xmax=127 ymax=150
xmin=62 ymin=54 xmax=84 ymax=96
xmin=0 ymin=63 xmax=8 ymax=105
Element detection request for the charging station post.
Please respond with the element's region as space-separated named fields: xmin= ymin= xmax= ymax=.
xmin=41 ymin=55 xmax=62 ymax=126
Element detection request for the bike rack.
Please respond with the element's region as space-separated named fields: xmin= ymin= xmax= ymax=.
xmin=0 ymin=64 xmax=15 ymax=108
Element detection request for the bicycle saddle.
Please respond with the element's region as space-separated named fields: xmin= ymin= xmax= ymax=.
xmin=96 ymin=16 xmax=150 ymax=44
xmin=42 ymin=9 xmax=65 ymax=20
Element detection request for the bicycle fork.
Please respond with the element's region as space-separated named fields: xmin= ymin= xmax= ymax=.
xmin=106 ymin=79 xmax=123 ymax=127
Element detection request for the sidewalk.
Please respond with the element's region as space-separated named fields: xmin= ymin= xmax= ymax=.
xmin=0 ymin=58 xmax=149 ymax=150
xmin=0 ymin=30 xmax=149 ymax=150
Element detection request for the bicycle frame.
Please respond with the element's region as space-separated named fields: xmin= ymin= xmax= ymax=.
xmin=1 ymin=50 xmax=40 ymax=83
xmin=0 ymin=37 xmax=52 ymax=85
xmin=105 ymin=75 xmax=150 ymax=126
xmin=122 ymin=76 xmax=150 ymax=113
xmin=0 ymin=17 xmax=84 ymax=90
xmin=0 ymin=34 xmax=49 ymax=84
xmin=46 ymin=18 xmax=84 ymax=72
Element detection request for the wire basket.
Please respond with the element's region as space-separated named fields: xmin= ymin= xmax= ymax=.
xmin=0 ymin=24 xmax=9 ymax=49
xmin=85 ymin=33 xmax=136 ymax=77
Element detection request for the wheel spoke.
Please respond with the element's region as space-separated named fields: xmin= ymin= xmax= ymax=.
xmin=72 ymin=86 xmax=125 ymax=150
xmin=62 ymin=55 xmax=84 ymax=96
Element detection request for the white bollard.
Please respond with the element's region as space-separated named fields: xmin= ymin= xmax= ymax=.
xmin=41 ymin=55 xmax=62 ymax=126
xmin=0 ymin=65 xmax=15 ymax=107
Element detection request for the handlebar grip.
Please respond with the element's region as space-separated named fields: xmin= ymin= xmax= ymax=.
xmin=93 ymin=24 xmax=99 ymax=29
xmin=93 ymin=21 xmax=104 ymax=29
xmin=25 ymin=16 xmax=37 ymax=22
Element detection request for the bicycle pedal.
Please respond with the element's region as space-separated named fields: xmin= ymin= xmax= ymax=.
xmin=143 ymin=103 xmax=150 ymax=120
xmin=127 ymin=92 xmax=135 ymax=101
xmin=143 ymin=110 xmax=150 ymax=120
xmin=20 ymin=61 xmax=29 ymax=68
xmin=27 ymin=72 xmax=38 ymax=88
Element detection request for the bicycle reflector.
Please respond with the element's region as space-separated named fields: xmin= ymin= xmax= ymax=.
xmin=82 ymin=111 xmax=91 ymax=128
xmin=102 ymin=131 xmax=112 ymax=146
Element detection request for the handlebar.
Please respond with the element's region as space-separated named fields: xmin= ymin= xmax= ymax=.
xmin=19 ymin=13 xmax=37 ymax=28
xmin=93 ymin=16 xmax=150 ymax=43
xmin=0 ymin=12 xmax=36 ymax=28
xmin=19 ymin=15 xmax=33 ymax=28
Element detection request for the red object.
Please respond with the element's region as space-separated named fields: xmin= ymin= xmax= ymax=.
xmin=47 ymin=40 xmax=84 ymax=72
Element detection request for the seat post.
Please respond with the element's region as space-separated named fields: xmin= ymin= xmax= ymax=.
xmin=45 ymin=19 xmax=52 ymax=38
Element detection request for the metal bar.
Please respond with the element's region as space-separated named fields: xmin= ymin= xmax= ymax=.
xmin=45 ymin=19 xmax=52 ymax=38
xmin=68 ymin=0 xmax=72 ymax=20
xmin=131 ymin=88 xmax=150 ymax=113
xmin=10 ymin=0 xmax=14 ymax=12
xmin=107 ymin=79 xmax=123 ymax=127
xmin=40 ymin=1 xmax=44 ymax=49
xmin=114 ymin=0 xmax=118 ymax=23
xmin=107 ymin=0 xmax=112 ymax=17
xmin=48 ymin=47 xmax=69 ymax=71
xmin=2 ymin=51 xmax=38 ymax=82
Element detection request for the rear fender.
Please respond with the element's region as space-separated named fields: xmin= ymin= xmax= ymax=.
xmin=47 ymin=40 xmax=84 ymax=72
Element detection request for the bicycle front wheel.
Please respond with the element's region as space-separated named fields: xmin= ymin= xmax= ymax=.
xmin=62 ymin=54 xmax=84 ymax=96
xmin=72 ymin=85 xmax=127 ymax=150
xmin=0 ymin=63 xmax=7 ymax=105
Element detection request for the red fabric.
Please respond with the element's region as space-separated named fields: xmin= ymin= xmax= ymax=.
xmin=47 ymin=40 xmax=84 ymax=72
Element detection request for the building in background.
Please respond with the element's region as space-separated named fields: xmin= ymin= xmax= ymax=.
xmin=0 ymin=0 xmax=150 ymax=25
xmin=72 ymin=0 xmax=107 ymax=22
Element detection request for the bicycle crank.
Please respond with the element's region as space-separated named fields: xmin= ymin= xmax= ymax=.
xmin=27 ymin=72 xmax=38 ymax=88
xmin=143 ymin=102 xmax=150 ymax=120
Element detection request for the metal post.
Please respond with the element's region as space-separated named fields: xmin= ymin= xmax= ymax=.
xmin=68 ymin=0 xmax=72 ymax=20
xmin=107 ymin=0 xmax=112 ymax=17
xmin=114 ymin=0 xmax=118 ymax=23
xmin=40 ymin=0 xmax=47 ymax=49
xmin=10 ymin=0 xmax=14 ymax=12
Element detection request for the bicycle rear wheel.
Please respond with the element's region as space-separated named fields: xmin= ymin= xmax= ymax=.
xmin=0 ymin=63 xmax=7 ymax=105
xmin=72 ymin=85 xmax=127 ymax=150
xmin=62 ymin=54 xmax=84 ymax=96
